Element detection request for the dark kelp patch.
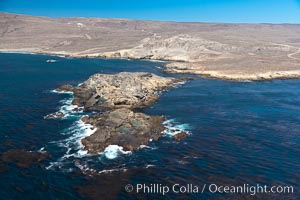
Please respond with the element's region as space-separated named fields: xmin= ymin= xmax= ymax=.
xmin=1 ymin=149 xmax=49 ymax=168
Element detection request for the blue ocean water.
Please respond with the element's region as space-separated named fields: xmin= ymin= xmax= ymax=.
xmin=0 ymin=53 xmax=299 ymax=199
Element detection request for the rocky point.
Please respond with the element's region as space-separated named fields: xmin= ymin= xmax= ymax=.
xmin=57 ymin=72 xmax=184 ymax=110
xmin=52 ymin=72 xmax=189 ymax=154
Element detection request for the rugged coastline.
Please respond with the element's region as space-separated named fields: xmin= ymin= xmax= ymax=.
xmin=1 ymin=12 xmax=300 ymax=81
xmin=2 ymin=32 xmax=300 ymax=200
xmin=52 ymin=72 xmax=189 ymax=154
xmin=3 ymin=49 xmax=300 ymax=81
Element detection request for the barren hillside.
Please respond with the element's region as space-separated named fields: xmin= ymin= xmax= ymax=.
xmin=1 ymin=12 xmax=300 ymax=80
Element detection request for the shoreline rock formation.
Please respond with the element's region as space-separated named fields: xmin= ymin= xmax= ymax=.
xmin=1 ymin=12 xmax=300 ymax=81
xmin=57 ymin=72 xmax=187 ymax=110
xmin=54 ymin=72 xmax=189 ymax=154
xmin=81 ymin=108 xmax=165 ymax=154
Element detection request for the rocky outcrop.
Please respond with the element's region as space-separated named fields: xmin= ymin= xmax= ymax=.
xmin=53 ymin=72 xmax=190 ymax=155
xmin=99 ymin=34 xmax=236 ymax=62
xmin=173 ymin=132 xmax=189 ymax=141
xmin=81 ymin=108 xmax=165 ymax=154
xmin=57 ymin=72 xmax=184 ymax=110
xmin=44 ymin=111 xmax=65 ymax=119
xmin=55 ymin=84 xmax=73 ymax=92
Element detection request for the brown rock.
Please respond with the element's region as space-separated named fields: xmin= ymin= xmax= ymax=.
xmin=69 ymin=72 xmax=178 ymax=110
xmin=72 ymin=107 xmax=83 ymax=112
xmin=55 ymin=84 xmax=74 ymax=92
xmin=81 ymin=108 xmax=165 ymax=154
xmin=53 ymin=72 xmax=191 ymax=154
xmin=173 ymin=132 xmax=189 ymax=141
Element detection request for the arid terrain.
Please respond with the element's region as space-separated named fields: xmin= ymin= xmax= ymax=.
xmin=1 ymin=12 xmax=300 ymax=80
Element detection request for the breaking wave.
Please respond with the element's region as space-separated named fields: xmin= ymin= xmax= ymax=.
xmin=100 ymin=145 xmax=132 ymax=160
xmin=46 ymin=119 xmax=96 ymax=171
xmin=45 ymin=90 xmax=83 ymax=119
xmin=162 ymin=119 xmax=192 ymax=137
xmin=45 ymin=90 xmax=192 ymax=173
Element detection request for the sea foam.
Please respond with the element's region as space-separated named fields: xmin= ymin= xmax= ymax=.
xmin=162 ymin=119 xmax=192 ymax=137
xmin=50 ymin=89 xmax=74 ymax=95
xmin=46 ymin=89 xmax=191 ymax=173
xmin=46 ymin=90 xmax=83 ymax=119
xmin=46 ymin=118 xmax=96 ymax=170
xmin=101 ymin=145 xmax=132 ymax=160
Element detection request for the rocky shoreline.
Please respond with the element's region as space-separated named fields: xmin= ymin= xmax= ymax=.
xmin=3 ymin=49 xmax=300 ymax=81
xmin=163 ymin=62 xmax=300 ymax=81
xmin=2 ymin=12 xmax=300 ymax=82
xmin=52 ymin=72 xmax=189 ymax=154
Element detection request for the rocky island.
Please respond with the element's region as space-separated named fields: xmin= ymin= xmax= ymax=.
xmin=54 ymin=72 xmax=189 ymax=154
xmin=58 ymin=72 xmax=183 ymax=110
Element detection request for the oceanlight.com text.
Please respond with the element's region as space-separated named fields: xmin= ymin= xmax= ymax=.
xmin=125 ymin=183 xmax=294 ymax=196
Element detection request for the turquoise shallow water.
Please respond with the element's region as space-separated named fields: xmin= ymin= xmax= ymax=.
xmin=0 ymin=53 xmax=299 ymax=199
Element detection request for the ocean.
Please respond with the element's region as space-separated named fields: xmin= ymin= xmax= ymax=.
xmin=0 ymin=53 xmax=299 ymax=199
